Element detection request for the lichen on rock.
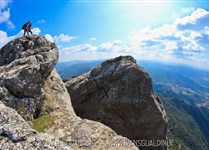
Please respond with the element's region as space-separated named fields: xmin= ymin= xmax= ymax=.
xmin=0 ymin=35 xmax=58 ymax=121
xmin=0 ymin=101 xmax=69 ymax=149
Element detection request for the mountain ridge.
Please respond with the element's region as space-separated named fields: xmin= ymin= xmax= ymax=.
xmin=0 ymin=35 xmax=138 ymax=150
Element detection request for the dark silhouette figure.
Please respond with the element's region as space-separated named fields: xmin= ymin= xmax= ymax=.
xmin=22 ymin=22 xmax=29 ymax=36
xmin=22 ymin=21 xmax=33 ymax=36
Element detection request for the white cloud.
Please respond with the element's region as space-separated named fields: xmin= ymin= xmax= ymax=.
xmin=124 ymin=8 xmax=209 ymax=70
xmin=0 ymin=1 xmax=15 ymax=30
xmin=0 ymin=27 xmax=41 ymax=48
xmin=37 ymin=19 xmax=45 ymax=24
xmin=59 ymin=42 xmax=132 ymax=62
xmin=43 ymin=33 xmax=76 ymax=44
xmin=129 ymin=8 xmax=209 ymax=57
xmin=0 ymin=30 xmax=8 ymax=42
xmin=0 ymin=30 xmax=21 ymax=48
xmin=0 ymin=0 xmax=12 ymax=10
xmin=182 ymin=7 xmax=195 ymax=14
xmin=45 ymin=34 xmax=54 ymax=42
xmin=0 ymin=8 xmax=10 ymax=23
xmin=97 ymin=40 xmax=125 ymax=53
xmin=32 ymin=27 xmax=41 ymax=35
xmin=98 ymin=42 xmax=113 ymax=50
xmin=7 ymin=21 xmax=15 ymax=30
xmin=58 ymin=39 xmax=131 ymax=62
xmin=113 ymin=39 xmax=122 ymax=45
xmin=90 ymin=37 xmax=97 ymax=41
xmin=175 ymin=8 xmax=209 ymax=31
xmin=54 ymin=34 xmax=76 ymax=43
xmin=61 ymin=44 xmax=97 ymax=53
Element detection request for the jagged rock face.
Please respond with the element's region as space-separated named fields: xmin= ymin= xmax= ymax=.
xmin=0 ymin=35 xmax=58 ymax=120
xmin=44 ymin=69 xmax=137 ymax=150
xmin=0 ymin=102 xmax=69 ymax=149
xmin=65 ymin=56 xmax=169 ymax=150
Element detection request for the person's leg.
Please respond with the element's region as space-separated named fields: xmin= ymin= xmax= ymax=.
xmin=26 ymin=28 xmax=29 ymax=36
xmin=24 ymin=29 xmax=26 ymax=36
xmin=29 ymin=29 xmax=32 ymax=34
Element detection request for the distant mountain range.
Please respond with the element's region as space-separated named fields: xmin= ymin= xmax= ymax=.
xmin=56 ymin=59 xmax=209 ymax=150
xmin=56 ymin=60 xmax=102 ymax=79
xmin=138 ymin=61 xmax=209 ymax=107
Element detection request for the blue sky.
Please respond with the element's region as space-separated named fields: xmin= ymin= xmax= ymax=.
xmin=1 ymin=0 xmax=209 ymax=70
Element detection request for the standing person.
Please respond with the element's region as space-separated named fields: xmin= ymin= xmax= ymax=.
xmin=22 ymin=22 xmax=29 ymax=36
xmin=27 ymin=21 xmax=33 ymax=35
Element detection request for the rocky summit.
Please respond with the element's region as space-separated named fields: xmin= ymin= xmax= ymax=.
xmin=0 ymin=35 xmax=137 ymax=149
xmin=65 ymin=56 xmax=169 ymax=150
xmin=0 ymin=35 xmax=58 ymax=121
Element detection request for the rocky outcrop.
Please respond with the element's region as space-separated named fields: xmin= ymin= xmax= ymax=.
xmin=43 ymin=69 xmax=137 ymax=149
xmin=0 ymin=35 xmax=58 ymax=121
xmin=0 ymin=36 xmax=137 ymax=149
xmin=65 ymin=56 xmax=169 ymax=150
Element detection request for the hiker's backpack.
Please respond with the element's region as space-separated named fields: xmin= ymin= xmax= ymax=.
xmin=22 ymin=23 xmax=27 ymax=29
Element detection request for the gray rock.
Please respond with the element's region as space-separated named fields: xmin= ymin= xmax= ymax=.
xmin=0 ymin=35 xmax=58 ymax=121
xmin=0 ymin=101 xmax=36 ymax=142
xmin=0 ymin=102 xmax=69 ymax=150
xmin=65 ymin=55 xmax=169 ymax=150
xmin=43 ymin=69 xmax=138 ymax=150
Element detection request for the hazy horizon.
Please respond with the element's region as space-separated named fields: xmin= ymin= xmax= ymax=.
xmin=57 ymin=56 xmax=209 ymax=72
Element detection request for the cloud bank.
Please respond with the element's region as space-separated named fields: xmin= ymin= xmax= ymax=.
xmin=1 ymin=8 xmax=209 ymax=70
xmin=58 ymin=8 xmax=209 ymax=70
xmin=0 ymin=28 xmax=41 ymax=48
xmin=129 ymin=8 xmax=209 ymax=57
xmin=0 ymin=0 xmax=15 ymax=30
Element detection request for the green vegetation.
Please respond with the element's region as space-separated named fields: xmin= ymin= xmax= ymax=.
xmin=39 ymin=104 xmax=54 ymax=116
xmin=167 ymin=134 xmax=190 ymax=150
xmin=32 ymin=95 xmax=55 ymax=132
xmin=32 ymin=114 xmax=54 ymax=132
xmin=162 ymin=97 xmax=208 ymax=150
xmin=39 ymin=95 xmax=54 ymax=116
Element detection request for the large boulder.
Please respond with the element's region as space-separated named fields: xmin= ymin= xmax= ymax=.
xmin=43 ymin=69 xmax=137 ymax=150
xmin=65 ymin=56 xmax=169 ymax=150
xmin=0 ymin=101 xmax=69 ymax=149
xmin=0 ymin=35 xmax=58 ymax=121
